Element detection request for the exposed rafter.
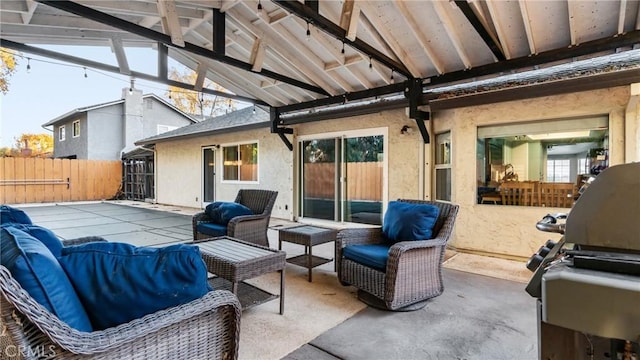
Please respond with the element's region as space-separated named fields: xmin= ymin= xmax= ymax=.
xmin=454 ymin=0 xmax=505 ymax=61
xmin=433 ymin=1 xmax=473 ymax=69
xmin=0 ymin=38 xmax=267 ymax=105
xmin=426 ymin=30 xmax=640 ymax=86
xmin=271 ymin=0 xmax=411 ymax=78
xmin=157 ymin=0 xmax=185 ymax=47
xmin=34 ymin=0 xmax=329 ymax=96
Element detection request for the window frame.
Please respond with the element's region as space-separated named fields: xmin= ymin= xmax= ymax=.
xmin=72 ymin=120 xmax=80 ymax=138
xmin=220 ymin=141 xmax=259 ymax=183
xmin=58 ymin=125 xmax=66 ymax=141
xmin=434 ymin=131 xmax=452 ymax=202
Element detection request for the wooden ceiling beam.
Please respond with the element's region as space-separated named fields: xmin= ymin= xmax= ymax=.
xmin=110 ymin=37 xmax=131 ymax=75
xmin=433 ymin=1 xmax=473 ymax=69
xmin=482 ymin=0 xmax=513 ymax=60
xmin=618 ymin=0 xmax=627 ymax=34
xmin=271 ymin=0 xmax=411 ymax=77
xmin=454 ymin=0 xmax=505 ymax=61
xmin=518 ymin=0 xmax=537 ymax=54
xmin=34 ymin=0 xmax=328 ymax=95
xmin=20 ymin=0 xmax=38 ymax=24
xmin=567 ymin=0 xmax=578 ymax=45
xmin=393 ymin=0 xmax=446 ymax=75
xmin=157 ymin=0 xmax=185 ymax=47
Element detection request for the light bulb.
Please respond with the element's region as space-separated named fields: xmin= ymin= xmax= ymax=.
xmin=257 ymin=1 xmax=263 ymax=16
xmin=26 ymin=58 xmax=31 ymax=73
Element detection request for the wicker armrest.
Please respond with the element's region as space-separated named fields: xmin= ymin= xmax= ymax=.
xmin=192 ymin=211 xmax=212 ymax=223
xmin=336 ymin=227 xmax=385 ymax=248
xmin=61 ymin=236 xmax=107 ymax=247
xmin=1 ymin=265 xmax=241 ymax=356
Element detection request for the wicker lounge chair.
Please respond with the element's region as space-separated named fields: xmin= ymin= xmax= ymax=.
xmin=336 ymin=200 xmax=459 ymax=311
xmin=0 ymin=237 xmax=241 ymax=360
xmin=192 ymin=189 xmax=278 ymax=247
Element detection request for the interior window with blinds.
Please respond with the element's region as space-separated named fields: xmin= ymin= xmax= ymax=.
xmin=476 ymin=116 xmax=608 ymax=208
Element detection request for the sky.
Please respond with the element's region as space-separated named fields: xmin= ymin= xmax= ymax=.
xmin=0 ymin=45 xmax=204 ymax=148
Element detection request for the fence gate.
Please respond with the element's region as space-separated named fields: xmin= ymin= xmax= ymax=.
xmin=122 ymin=152 xmax=154 ymax=201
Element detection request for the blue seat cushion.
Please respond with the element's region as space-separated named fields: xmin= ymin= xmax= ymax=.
xmin=197 ymin=222 xmax=228 ymax=237
xmin=343 ymin=244 xmax=390 ymax=272
xmin=0 ymin=227 xmax=93 ymax=332
xmin=382 ymin=201 xmax=440 ymax=243
xmin=3 ymin=224 xmax=63 ymax=258
xmin=58 ymin=242 xmax=212 ymax=330
xmin=1 ymin=205 xmax=33 ymax=225
xmin=205 ymin=202 xmax=253 ymax=224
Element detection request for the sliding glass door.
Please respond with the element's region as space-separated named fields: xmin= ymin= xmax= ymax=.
xmin=299 ymin=130 xmax=386 ymax=225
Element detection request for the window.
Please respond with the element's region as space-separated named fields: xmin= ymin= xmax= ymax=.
xmin=547 ymin=159 xmax=570 ymax=182
xmin=435 ymin=132 xmax=451 ymax=201
xmin=72 ymin=120 xmax=80 ymax=138
xmin=476 ymin=115 xmax=608 ymax=207
xmin=222 ymin=142 xmax=258 ymax=182
xmin=59 ymin=125 xmax=66 ymax=141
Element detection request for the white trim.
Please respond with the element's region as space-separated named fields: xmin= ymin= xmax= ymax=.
xmin=72 ymin=120 xmax=80 ymax=138
xmin=58 ymin=125 xmax=66 ymax=141
xmin=219 ymin=140 xmax=260 ymax=184
xmin=296 ymin=126 xmax=389 ymax=223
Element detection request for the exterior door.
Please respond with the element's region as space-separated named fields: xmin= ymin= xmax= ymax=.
xmin=203 ymin=147 xmax=216 ymax=205
xmin=299 ymin=129 xmax=386 ymax=225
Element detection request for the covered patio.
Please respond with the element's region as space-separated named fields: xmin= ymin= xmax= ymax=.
xmin=12 ymin=201 xmax=536 ymax=360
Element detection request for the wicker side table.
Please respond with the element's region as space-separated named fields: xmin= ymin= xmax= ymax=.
xmin=278 ymin=225 xmax=337 ymax=282
xmin=195 ymin=236 xmax=286 ymax=314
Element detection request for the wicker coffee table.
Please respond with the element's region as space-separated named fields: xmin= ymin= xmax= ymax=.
xmin=278 ymin=225 xmax=337 ymax=282
xmin=195 ymin=236 xmax=286 ymax=314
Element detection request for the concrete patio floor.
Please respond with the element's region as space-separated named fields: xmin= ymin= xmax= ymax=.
xmin=14 ymin=201 xmax=538 ymax=360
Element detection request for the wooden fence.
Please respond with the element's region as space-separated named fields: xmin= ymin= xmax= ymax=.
xmin=0 ymin=158 xmax=122 ymax=204
xmin=303 ymin=162 xmax=382 ymax=201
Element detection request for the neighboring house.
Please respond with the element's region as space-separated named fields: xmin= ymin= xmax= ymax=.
xmin=137 ymin=56 xmax=640 ymax=260
xmin=42 ymin=88 xmax=197 ymax=160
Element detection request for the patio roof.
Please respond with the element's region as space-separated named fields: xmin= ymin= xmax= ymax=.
xmin=1 ymin=1 xmax=639 ymax=131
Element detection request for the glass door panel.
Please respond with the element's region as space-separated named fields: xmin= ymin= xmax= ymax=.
xmin=301 ymin=139 xmax=338 ymax=221
xmin=343 ymin=135 xmax=384 ymax=225
xmin=203 ymin=148 xmax=215 ymax=203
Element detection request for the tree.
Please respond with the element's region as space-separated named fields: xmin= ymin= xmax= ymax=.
xmin=166 ymin=68 xmax=237 ymax=118
xmin=14 ymin=133 xmax=54 ymax=157
xmin=0 ymin=48 xmax=19 ymax=94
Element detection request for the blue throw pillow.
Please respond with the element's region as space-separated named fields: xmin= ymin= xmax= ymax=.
xmin=0 ymin=227 xmax=93 ymax=332
xmin=382 ymin=201 xmax=440 ymax=243
xmin=1 ymin=205 xmax=33 ymax=225
xmin=3 ymin=224 xmax=63 ymax=258
xmin=58 ymin=242 xmax=212 ymax=330
xmin=206 ymin=202 xmax=253 ymax=224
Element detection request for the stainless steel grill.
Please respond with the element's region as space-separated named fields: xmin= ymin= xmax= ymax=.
xmin=526 ymin=162 xmax=640 ymax=359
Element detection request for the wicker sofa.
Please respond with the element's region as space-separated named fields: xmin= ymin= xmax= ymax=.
xmin=0 ymin=236 xmax=241 ymax=360
xmin=336 ymin=200 xmax=459 ymax=311
xmin=192 ymin=189 xmax=278 ymax=247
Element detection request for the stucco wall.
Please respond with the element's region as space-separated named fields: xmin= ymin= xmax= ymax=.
xmin=88 ymin=104 xmax=124 ymax=160
xmin=53 ymin=114 xmax=88 ymax=159
xmin=432 ymin=86 xmax=632 ymax=259
xmin=141 ymin=98 xmax=194 ymax=137
xmin=154 ymin=126 xmax=294 ymax=220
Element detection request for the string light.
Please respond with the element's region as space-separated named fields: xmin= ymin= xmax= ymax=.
xmin=257 ymin=0 xmax=263 ymax=16
xmin=0 ymin=48 xmax=241 ymax=106
xmin=341 ymin=41 xmax=345 ymax=54
xmin=390 ymin=69 xmax=394 ymax=82
xmin=26 ymin=58 xmax=31 ymax=73
xmin=369 ymin=56 xmax=372 ymax=71
xmin=306 ymin=21 xmax=311 ymax=40
xmin=253 ymin=106 xmax=256 ymax=114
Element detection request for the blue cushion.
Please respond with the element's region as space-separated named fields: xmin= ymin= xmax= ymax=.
xmin=343 ymin=244 xmax=390 ymax=272
xmin=206 ymin=202 xmax=253 ymax=224
xmin=58 ymin=242 xmax=212 ymax=330
xmin=1 ymin=205 xmax=33 ymax=225
xmin=197 ymin=222 xmax=227 ymax=237
xmin=0 ymin=227 xmax=93 ymax=332
xmin=3 ymin=224 xmax=63 ymax=258
xmin=382 ymin=201 xmax=440 ymax=243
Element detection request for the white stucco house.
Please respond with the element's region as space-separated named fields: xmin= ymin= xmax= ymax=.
xmin=136 ymin=54 xmax=640 ymax=260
